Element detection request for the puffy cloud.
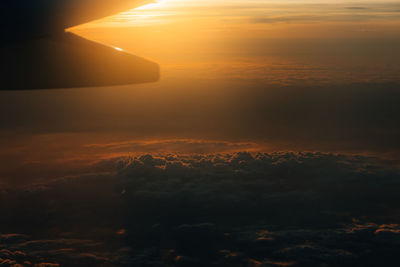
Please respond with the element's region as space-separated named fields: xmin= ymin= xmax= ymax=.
xmin=109 ymin=152 xmax=400 ymax=265
xmin=0 ymin=236 xmax=116 ymax=267
xmin=1 ymin=152 xmax=400 ymax=266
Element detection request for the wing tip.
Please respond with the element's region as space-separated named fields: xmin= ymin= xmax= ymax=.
xmin=0 ymin=33 xmax=160 ymax=90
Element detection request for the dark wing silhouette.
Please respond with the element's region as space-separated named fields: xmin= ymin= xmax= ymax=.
xmin=0 ymin=0 xmax=159 ymax=90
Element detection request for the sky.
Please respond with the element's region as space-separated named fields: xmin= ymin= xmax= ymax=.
xmin=0 ymin=0 xmax=399 ymax=186
xmin=1 ymin=1 xmax=400 ymax=266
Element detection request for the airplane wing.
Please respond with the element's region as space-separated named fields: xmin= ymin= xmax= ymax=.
xmin=0 ymin=0 xmax=159 ymax=90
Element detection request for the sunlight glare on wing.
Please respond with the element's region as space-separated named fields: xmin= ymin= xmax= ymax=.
xmin=97 ymin=0 xmax=178 ymax=26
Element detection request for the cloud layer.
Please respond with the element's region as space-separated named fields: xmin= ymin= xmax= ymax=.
xmin=2 ymin=152 xmax=400 ymax=266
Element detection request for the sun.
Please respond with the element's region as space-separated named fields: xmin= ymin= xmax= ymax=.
xmin=136 ymin=0 xmax=170 ymax=10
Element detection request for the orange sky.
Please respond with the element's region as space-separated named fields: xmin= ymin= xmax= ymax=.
xmin=1 ymin=1 xmax=400 ymax=186
xmin=71 ymin=0 xmax=400 ymax=83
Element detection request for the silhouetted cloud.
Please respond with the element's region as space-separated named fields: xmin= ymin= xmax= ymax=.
xmin=250 ymin=3 xmax=400 ymax=24
xmin=0 ymin=235 xmax=113 ymax=266
xmin=1 ymin=152 xmax=400 ymax=266
xmin=345 ymin=6 xmax=368 ymax=10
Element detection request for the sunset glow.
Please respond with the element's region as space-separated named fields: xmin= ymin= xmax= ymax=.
xmin=136 ymin=0 xmax=171 ymax=10
xmin=2 ymin=1 xmax=400 ymax=266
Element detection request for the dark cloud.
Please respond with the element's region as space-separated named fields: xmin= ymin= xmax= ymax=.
xmin=0 ymin=235 xmax=115 ymax=266
xmin=250 ymin=2 xmax=400 ymax=24
xmin=252 ymin=15 xmax=327 ymax=24
xmin=116 ymin=152 xmax=400 ymax=226
xmin=114 ymin=152 xmax=400 ymax=265
xmin=345 ymin=7 xmax=368 ymax=10
xmin=251 ymin=12 xmax=398 ymax=24
xmin=1 ymin=152 xmax=400 ymax=266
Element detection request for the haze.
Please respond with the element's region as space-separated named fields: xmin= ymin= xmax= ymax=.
xmin=1 ymin=1 xmax=400 ymax=266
